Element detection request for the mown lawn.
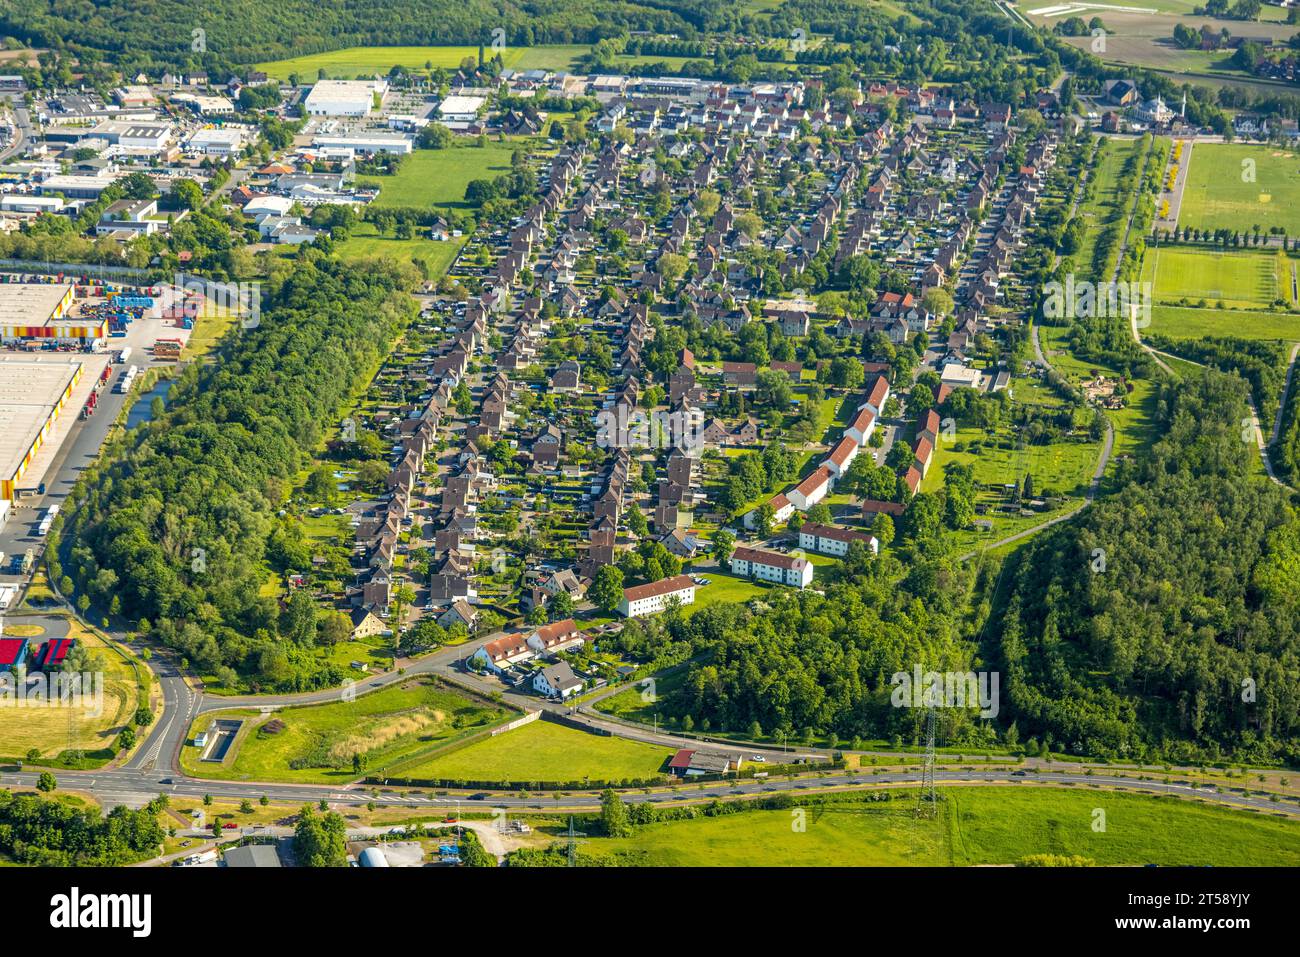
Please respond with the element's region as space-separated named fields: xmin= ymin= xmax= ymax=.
xmin=356 ymin=144 xmax=522 ymax=209
xmin=335 ymin=226 xmax=464 ymax=276
xmin=685 ymin=571 xmax=772 ymax=616
xmin=1180 ymin=143 xmax=1300 ymax=235
xmin=922 ymin=426 xmax=1101 ymax=500
xmin=255 ymin=44 xmax=593 ymax=79
xmin=394 ymin=718 xmax=673 ymax=784
xmin=1147 ymin=304 xmax=1300 ymax=343
xmin=1142 ymin=245 xmax=1292 ymax=310
xmin=180 ymin=679 xmax=509 ymax=784
xmin=578 ymin=786 xmax=1300 ymax=866
xmin=595 ymin=669 xmax=689 ymax=725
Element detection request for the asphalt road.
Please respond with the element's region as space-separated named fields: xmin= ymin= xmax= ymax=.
xmin=0 ymin=102 xmax=32 ymax=162
xmin=3 ymin=764 xmax=1295 ymax=822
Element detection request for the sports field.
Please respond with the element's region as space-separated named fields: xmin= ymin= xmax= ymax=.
xmin=393 ymin=718 xmax=673 ymax=784
xmin=577 ymin=786 xmax=1300 ymax=866
xmin=1180 ymin=143 xmax=1300 ymax=235
xmin=1142 ymin=246 xmax=1292 ymax=310
xmin=255 ymin=44 xmax=590 ymax=80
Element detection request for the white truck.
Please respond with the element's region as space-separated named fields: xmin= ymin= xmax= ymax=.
xmin=37 ymin=503 xmax=59 ymax=536
xmin=0 ymin=497 xmax=9 ymax=529
xmin=177 ymin=849 xmax=218 ymax=867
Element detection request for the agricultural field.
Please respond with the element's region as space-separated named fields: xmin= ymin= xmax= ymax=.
xmin=393 ymin=717 xmax=673 ymax=784
xmin=1180 ymin=143 xmax=1300 ymax=236
xmin=357 ymin=143 xmax=523 ymax=209
xmin=1142 ymin=246 xmax=1295 ymax=311
xmin=575 ymin=786 xmax=1300 ymax=866
xmin=0 ymin=616 xmax=148 ymax=766
xmin=255 ymin=44 xmax=592 ymax=80
xmin=179 ymin=679 xmax=510 ymax=783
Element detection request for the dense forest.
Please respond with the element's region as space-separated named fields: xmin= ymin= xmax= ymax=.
xmin=57 ymin=254 xmax=419 ymax=691
xmin=990 ymin=370 xmax=1300 ymax=765
xmin=609 ymin=371 xmax=1300 ymax=764
xmin=0 ymin=791 xmax=166 ymax=866
xmin=607 ymin=550 xmax=997 ymax=749
xmin=2 ymin=0 xmax=727 ymax=71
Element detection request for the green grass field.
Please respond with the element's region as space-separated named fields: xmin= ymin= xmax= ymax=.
xmin=595 ymin=669 xmax=689 ymax=725
xmin=1076 ymin=137 xmax=1144 ymax=279
xmin=394 ymin=718 xmax=673 ymax=784
xmin=686 ymin=571 xmax=770 ymax=616
xmin=335 ymin=225 xmax=465 ymax=275
xmin=578 ymin=786 xmax=1300 ymax=866
xmin=923 ymin=427 xmax=1101 ymax=500
xmin=357 ymin=144 xmax=521 ymax=209
xmin=1147 ymin=304 xmax=1300 ymax=343
xmin=1180 ymin=143 xmax=1300 ymax=235
xmin=1143 ymin=246 xmax=1291 ymax=310
xmin=255 ymin=44 xmax=592 ymax=80
xmin=0 ymin=617 xmax=145 ymax=765
xmin=180 ymin=679 xmax=509 ymax=784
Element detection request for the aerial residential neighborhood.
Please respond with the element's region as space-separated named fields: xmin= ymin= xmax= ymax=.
xmin=0 ymin=0 xmax=1293 ymax=932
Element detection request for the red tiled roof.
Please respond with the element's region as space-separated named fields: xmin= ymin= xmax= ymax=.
xmin=850 ymin=406 xmax=876 ymax=434
xmin=866 ymin=375 xmax=890 ymax=409
xmin=669 ymin=748 xmax=695 ymax=769
xmin=732 ymin=545 xmax=807 ymax=571
xmin=801 ymin=522 xmax=876 ymax=545
xmin=483 ymin=634 xmax=530 ymax=661
xmin=794 ymin=465 xmax=832 ymax=497
xmin=622 ymin=574 xmax=696 ymax=603
xmin=828 ymin=436 xmax=857 ymax=467
xmin=534 ymin=618 xmax=580 ymax=644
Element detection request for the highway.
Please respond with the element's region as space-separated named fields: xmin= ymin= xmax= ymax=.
xmin=3 ymin=761 xmax=1296 ymax=822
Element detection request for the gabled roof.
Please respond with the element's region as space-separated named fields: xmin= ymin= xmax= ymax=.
xmin=622 ymin=574 xmax=695 ymax=603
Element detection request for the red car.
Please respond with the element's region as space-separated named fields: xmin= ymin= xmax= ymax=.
xmin=222 ymin=822 xmax=238 ymax=829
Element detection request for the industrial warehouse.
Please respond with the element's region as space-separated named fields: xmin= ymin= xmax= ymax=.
xmin=0 ymin=281 xmax=108 ymax=344
xmin=0 ymin=355 xmax=83 ymax=503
